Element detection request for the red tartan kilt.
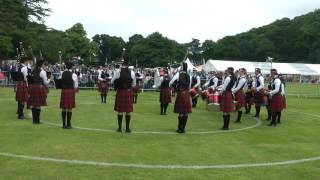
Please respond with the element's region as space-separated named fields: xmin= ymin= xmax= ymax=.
xmin=132 ymin=85 xmax=141 ymax=95
xmin=160 ymin=88 xmax=172 ymax=103
xmin=220 ymin=91 xmax=234 ymax=113
xmin=254 ymin=90 xmax=264 ymax=105
xmin=16 ymin=81 xmax=28 ymax=102
xmin=235 ymin=90 xmax=246 ymax=108
xmin=271 ymin=94 xmax=284 ymax=112
xmin=28 ymin=84 xmax=48 ymax=107
xmin=282 ymin=95 xmax=286 ymax=109
xmin=98 ymin=81 xmax=108 ymax=94
xmin=60 ymin=89 xmax=76 ymax=109
xmin=174 ymin=90 xmax=192 ymax=114
xmin=114 ymin=89 xmax=133 ymax=113
xmin=245 ymin=91 xmax=254 ymax=103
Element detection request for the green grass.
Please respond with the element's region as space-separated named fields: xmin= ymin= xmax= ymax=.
xmin=0 ymin=87 xmax=320 ymax=179
xmin=286 ymin=83 xmax=320 ymax=97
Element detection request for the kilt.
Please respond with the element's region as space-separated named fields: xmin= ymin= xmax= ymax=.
xmin=254 ymin=90 xmax=264 ymax=105
xmin=28 ymin=84 xmax=48 ymax=107
xmin=270 ymin=94 xmax=284 ymax=112
xmin=98 ymin=81 xmax=108 ymax=94
xmin=16 ymin=81 xmax=28 ymax=103
xmin=282 ymin=95 xmax=286 ymax=109
xmin=220 ymin=91 xmax=234 ymax=113
xmin=114 ymin=89 xmax=133 ymax=113
xmin=235 ymin=90 xmax=245 ymax=108
xmin=160 ymin=88 xmax=172 ymax=103
xmin=132 ymin=85 xmax=141 ymax=95
xmin=245 ymin=91 xmax=254 ymax=104
xmin=60 ymin=89 xmax=76 ymax=109
xmin=174 ymin=90 xmax=192 ymax=114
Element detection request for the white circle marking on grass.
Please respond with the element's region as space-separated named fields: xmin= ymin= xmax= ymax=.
xmin=0 ymin=152 xmax=319 ymax=169
xmin=42 ymin=116 xmax=261 ymax=135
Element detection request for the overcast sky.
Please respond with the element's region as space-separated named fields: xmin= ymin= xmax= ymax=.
xmin=45 ymin=0 xmax=320 ymax=43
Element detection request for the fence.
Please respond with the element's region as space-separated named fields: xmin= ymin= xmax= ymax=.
xmin=1 ymin=71 xmax=320 ymax=97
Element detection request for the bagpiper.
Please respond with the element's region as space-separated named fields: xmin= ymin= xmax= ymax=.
xmin=190 ymin=69 xmax=201 ymax=108
xmin=133 ymin=71 xmax=143 ymax=104
xmin=15 ymin=57 xmax=32 ymax=119
xmin=169 ymin=63 xmax=192 ymax=133
xmin=266 ymin=69 xmax=284 ymax=127
xmin=245 ymin=74 xmax=254 ymax=114
xmin=111 ymin=57 xmax=136 ymax=133
xmin=60 ymin=62 xmax=78 ymax=129
xmin=98 ymin=67 xmax=111 ymax=103
xmin=28 ymin=60 xmax=51 ymax=124
xmin=252 ymin=68 xmax=265 ymax=118
xmin=220 ymin=67 xmax=236 ymax=130
xmin=154 ymin=68 xmax=172 ymax=115
xmin=232 ymin=68 xmax=247 ymax=123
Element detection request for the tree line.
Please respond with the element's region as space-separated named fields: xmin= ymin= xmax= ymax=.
xmin=0 ymin=1 xmax=319 ymax=66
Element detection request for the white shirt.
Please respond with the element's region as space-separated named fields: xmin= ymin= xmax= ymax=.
xmin=65 ymin=69 xmax=78 ymax=89
xmin=232 ymin=76 xmax=247 ymax=94
xmin=192 ymin=75 xmax=201 ymax=88
xmin=254 ymin=74 xmax=264 ymax=91
xmin=269 ymin=78 xmax=281 ymax=96
xmin=21 ymin=64 xmax=28 ymax=82
xmin=222 ymin=76 xmax=231 ymax=92
xmin=39 ymin=69 xmax=50 ymax=86
xmin=281 ymin=83 xmax=285 ymax=95
xmin=98 ymin=70 xmax=111 ymax=81
xmin=169 ymin=72 xmax=192 ymax=89
xmin=111 ymin=68 xmax=136 ymax=88
xmin=204 ymin=76 xmax=219 ymax=90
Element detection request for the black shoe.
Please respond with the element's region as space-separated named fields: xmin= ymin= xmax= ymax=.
xmin=117 ymin=128 xmax=122 ymax=132
xmin=234 ymin=120 xmax=241 ymax=123
xmin=66 ymin=126 xmax=72 ymax=129
xmin=62 ymin=126 xmax=67 ymax=129
xmin=125 ymin=129 xmax=132 ymax=133
xmin=221 ymin=127 xmax=229 ymax=130
xmin=18 ymin=115 xmax=25 ymax=120
xmin=176 ymin=129 xmax=184 ymax=133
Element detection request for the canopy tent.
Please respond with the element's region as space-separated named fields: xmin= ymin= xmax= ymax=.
xmin=204 ymin=60 xmax=320 ymax=76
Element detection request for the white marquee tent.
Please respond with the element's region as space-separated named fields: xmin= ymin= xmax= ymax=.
xmin=204 ymin=60 xmax=320 ymax=76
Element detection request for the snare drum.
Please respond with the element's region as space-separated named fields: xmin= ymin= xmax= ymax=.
xmin=190 ymin=88 xmax=199 ymax=99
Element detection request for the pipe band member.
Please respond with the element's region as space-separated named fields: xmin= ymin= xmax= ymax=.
xmin=220 ymin=67 xmax=236 ymax=130
xmin=191 ymin=69 xmax=201 ymax=108
xmin=98 ymin=67 xmax=111 ymax=103
xmin=28 ymin=60 xmax=50 ymax=124
xmin=15 ymin=57 xmax=32 ymax=119
xmin=253 ymin=68 xmax=265 ymax=118
xmin=267 ymin=69 xmax=284 ymax=127
xmin=111 ymin=57 xmax=136 ymax=133
xmin=232 ymin=68 xmax=247 ymax=123
xmin=133 ymin=71 xmax=143 ymax=104
xmin=154 ymin=68 xmax=172 ymax=115
xmin=170 ymin=63 xmax=192 ymax=133
xmin=60 ymin=62 xmax=78 ymax=129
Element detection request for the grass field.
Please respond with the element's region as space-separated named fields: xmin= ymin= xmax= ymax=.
xmin=0 ymin=87 xmax=320 ymax=179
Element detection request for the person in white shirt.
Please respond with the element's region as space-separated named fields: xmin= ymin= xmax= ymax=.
xmin=266 ymin=69 xmax=284 ymax=127
xmin=252 ymin=68 xmax=265 ymax=118
xmin=190 ymin=69 xmax=201 ymax=108
xmin=28 ymin=60 xmax=51 ymax=124
xmin=220 ymin=67 xmax=236 ymax=130
xmin=153 ymin=68 xmax=172 ymax=115
xmin=60 ymin=62 xmax=78 ymax=129
xmin=169 ymin=63 xmax=192 ymax=133
xmin=15 ymin=57 xmax=32 ymax=119
xmin=98 ymin=67 xmax=111 ymax=103
xmin=111 ymin=58 xmax=136 ymax=133
xmin=232 ymin=68 xmax=247 ymax=123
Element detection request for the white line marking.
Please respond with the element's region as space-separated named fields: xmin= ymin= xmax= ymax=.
xmin=42 ymin=117 xmax=261 ymax=135
xmin=288 ymin=110 xmax=320 ymax=118
xmin=0 ymin=152 xmax=319 ymax=169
